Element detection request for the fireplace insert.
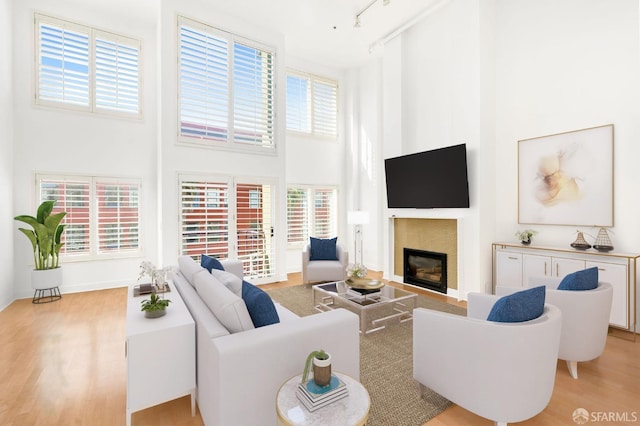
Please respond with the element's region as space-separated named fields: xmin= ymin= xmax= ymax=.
xmin=403 ymin=248 xmax=447 ymax=294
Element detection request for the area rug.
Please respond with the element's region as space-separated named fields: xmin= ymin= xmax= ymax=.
xmin=267 ymin=284 xmax=467 ymax=426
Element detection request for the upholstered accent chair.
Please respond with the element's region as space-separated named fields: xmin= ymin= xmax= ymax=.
xmin=301 ymin=240 xmax=348 ymax=284
xmin=413 ymin=292 xmax=562 ymax=426
xmin=498 ymin=276 xmax=613 ymax=379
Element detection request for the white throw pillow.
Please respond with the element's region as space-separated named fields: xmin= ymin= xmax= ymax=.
xmin=178 ymin=255 xmax=205 ymax=287
xmin=194 ymin=270 xmax=254 ymax=333
xmin=210 ymin=268 xmax=243 ymax=296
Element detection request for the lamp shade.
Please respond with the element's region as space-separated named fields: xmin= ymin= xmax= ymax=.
xmin=348 ymin=211 xmax=370 ymax=225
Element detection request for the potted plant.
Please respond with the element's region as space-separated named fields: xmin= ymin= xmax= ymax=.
xmin=140 ymin=291 xmax=171 ymax=318
xmin=138 ymin=260 xmax=171 ymax=292
xmin=14 ymin=200 xmax=66 ymax=299
xmin=302 ymin=349 xmax=332 ymax=387
xmin=346 ymin=263 xmax=368 ymax=279
xmin=515 ymin=229 xmax=537 ymax=245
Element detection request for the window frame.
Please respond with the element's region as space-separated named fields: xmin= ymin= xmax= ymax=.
xmin=34 ymin=12 xmax=142 ymax=119
xmin=286 ymin=185 xmax=338 ymax=248
xmin=36 ymin=173 xmax=143 ymax=261
xmin=177 ymin=15 xmax=277 ymax=154
xmin=286 ymin=70 xmax=338 ymax=140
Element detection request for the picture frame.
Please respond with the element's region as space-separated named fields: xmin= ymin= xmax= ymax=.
xmin=518 ymin=124 xmax=614 ymax=226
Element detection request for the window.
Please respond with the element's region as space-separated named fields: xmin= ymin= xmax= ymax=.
xmin=179 ymin=176 xmax=276 ymax=282
xmin=35 ymin=13 xmax=141 ymax=116
xmin=286 ymin=72 xmax=338 ymax=138
xmin=178 ymin=16 xmax=275 ymax=150
xmin=287 ymin=186 xmax=337 ymax=245
xmin=37 ymin=174 xmax=142 ymax=259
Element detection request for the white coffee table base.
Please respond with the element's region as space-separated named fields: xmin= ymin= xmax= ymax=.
xmin=276 ymin=372 xmax=370 ymax=426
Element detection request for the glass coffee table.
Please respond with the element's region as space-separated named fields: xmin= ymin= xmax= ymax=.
xmin=312 ymin=281 xmax=417 ymax=334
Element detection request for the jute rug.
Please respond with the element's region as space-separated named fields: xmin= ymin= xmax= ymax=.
xmin=267 ymin=284 xmax=467 ymax=426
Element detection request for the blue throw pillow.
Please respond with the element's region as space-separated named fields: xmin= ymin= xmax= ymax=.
xmin=557 ymin=267 xmax=598 ymax=291
xmin=309 ymin=237 xmax=338 ymax=261
xmin=201 ymin=254 xmax=224 ymax=272
xmin=241 ymin=281 xmax=280 ymax=327
xmin=487 ymin=286 xmax=546 ymax=323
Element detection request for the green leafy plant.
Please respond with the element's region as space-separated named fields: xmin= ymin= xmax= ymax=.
xmin=140 ymin=292 xmax=171 ymax=312
xmin=302 ymin=349 xmax=329 ymax=383
xmin=515 ymin=229 xmax=537 ymax=243
xmin=14 ymin=200 xmax=67 ymax=270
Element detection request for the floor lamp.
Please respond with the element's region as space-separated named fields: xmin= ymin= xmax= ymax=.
xmin=347 ymin=210 xmax=370 ymax=268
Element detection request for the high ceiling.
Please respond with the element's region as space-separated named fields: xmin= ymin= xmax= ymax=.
xmin=80 ymin=0 xmax=443 ymax=69
xmin=225 ymin=0 xmax=443 ymax=68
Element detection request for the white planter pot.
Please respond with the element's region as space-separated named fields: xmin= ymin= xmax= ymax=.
xmin=31 ymin=267 xmax=63 ymax=290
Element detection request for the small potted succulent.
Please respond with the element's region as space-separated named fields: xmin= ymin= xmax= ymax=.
xmin=302 ymin=349 xmax=331 ymax=387
xmin=140 ymin=292 xmax=171 ymax=318
xmin=515 ymin=229 xmax=537 ymax=245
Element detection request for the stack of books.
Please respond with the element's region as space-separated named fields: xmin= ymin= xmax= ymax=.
xmin=296 ymin=375 xmax=348 ymax=412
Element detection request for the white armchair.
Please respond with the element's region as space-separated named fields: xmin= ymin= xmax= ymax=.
xmin=498 ymin=277 xmax=613 ymax=379
xmin=413 ymin=293 xmax=562 ymax=426
xmin=301 ymin=243 xmax=348 ymax=284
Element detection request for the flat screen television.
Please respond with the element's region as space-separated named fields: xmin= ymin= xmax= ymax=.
xmin=384 ymin=143 xmax=470 ymax=209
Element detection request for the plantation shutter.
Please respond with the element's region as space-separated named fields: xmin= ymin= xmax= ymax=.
xmin=96 ymin=180 xmax=141 ymax=253
xmin=39 ymin=177 xmax=91 ymax=255
xmin=286 ymin=188 xmax=309 ymax=245
xmin=233 ymin=42 xmax=274 ymax=147
xmin=179 ymin=20 xmax=229 ymax=142
xmin=179 ymin=178 xmax=230 ymax=261
xmin=313 ymin=189 xmax=337 ymax=238
xmin=236 ymin=182 xmax=275 ymax=281
xmin=95 ymin=32 xmax=141 ymax=114
xmin=286 ymin=74 xmax=310 ymax=133
xmin=313 ymin=79 xmax=338 ymax=137
xmin=37 ymin=16 xmax=90 ymax=107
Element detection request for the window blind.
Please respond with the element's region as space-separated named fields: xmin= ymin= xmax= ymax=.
xmin=178 ymin=16 xmax=275 ymax=149
xmin=286 ymin=188 xmax=309 ymax=244
xmin=286 ymin=186 xmax=337 ymax=246
xmin=236 ymin=183 xmax=275 ymax=279
xmin=286 ymin=71 xmax=337 ymax=138
xmin=179 ymin=178 xmax=230 ymax=261
xmin=35 ymin=13 xmax=141 ymax=116
xmin=37 ymin=175 xmax=141 ymax=259
xmin=313 ymin=188 xmax=337 ymax=238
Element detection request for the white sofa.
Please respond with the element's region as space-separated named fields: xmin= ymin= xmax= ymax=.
xmin=171 ymin=255 xmax=360 ymax=426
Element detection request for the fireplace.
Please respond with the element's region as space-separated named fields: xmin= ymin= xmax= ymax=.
xmin=403 ymin=248 xmax=447 ymax=294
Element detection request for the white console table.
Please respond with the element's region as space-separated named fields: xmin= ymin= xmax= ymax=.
xmin=492 ymin=243 xmax=638 ymax=334
xmin=125 ymin=282 xmax=196 ymax=425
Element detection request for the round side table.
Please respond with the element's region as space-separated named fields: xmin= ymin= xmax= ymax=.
xmin=276 ymin=372 xmax=370 ymax=426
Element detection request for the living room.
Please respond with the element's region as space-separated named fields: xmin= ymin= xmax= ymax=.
xmin=1 ymin=0 xmax=639 ymax=424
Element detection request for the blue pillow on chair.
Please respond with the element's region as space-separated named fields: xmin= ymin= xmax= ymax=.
xmin=309 ymin=237 xmax=338 ymax=261
xmin=241 ymin=281 xmax=280 ymax=327
xmin=487 ymin=286 xmax=546 ymax=323
xmin=557 ymin=267 xmax=598 ymax=291
xmin=201 ymin=254 xmax=224 ymax=272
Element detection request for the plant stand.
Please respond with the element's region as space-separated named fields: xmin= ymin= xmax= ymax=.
xmin=32 ymin=286 xmax=62 ymax=304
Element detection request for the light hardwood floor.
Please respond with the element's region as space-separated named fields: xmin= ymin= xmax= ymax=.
xmin=0 ymin=274 xmax=638 ymax=425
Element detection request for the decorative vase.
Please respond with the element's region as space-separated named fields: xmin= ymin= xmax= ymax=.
xmin=521 ymin=239 xmax=531 ymax=245
xmin=144 ymin=309 xmax=166 ymax=319
xmin=313 ymin=353 xmax=332 ymax=387
xmin=31 ymin=267 xmax=63 ymax=290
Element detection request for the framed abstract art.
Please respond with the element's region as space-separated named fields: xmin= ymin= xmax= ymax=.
xmin=518 ymin=124 xmax=614 ymax=226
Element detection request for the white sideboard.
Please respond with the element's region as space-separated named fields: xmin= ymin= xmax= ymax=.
xmin=492 ymin=243 xmax=638 ymax=333
xmin=125 ymin=282 xmax=196 ymax=426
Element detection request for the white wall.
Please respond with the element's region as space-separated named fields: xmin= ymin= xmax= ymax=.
xmin=11 ymin=0 xmax=159 ymax=298
xmin=377 ymin=0 xmax=491 ymax=297
xmin=494 ymin=0 xmax=640 ymax=252
xmin=1 ymin=0 xmax=14 ymax=309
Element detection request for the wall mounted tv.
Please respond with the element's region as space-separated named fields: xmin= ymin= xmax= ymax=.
xmin=384 ymin=143 xmax=470 ymax=209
